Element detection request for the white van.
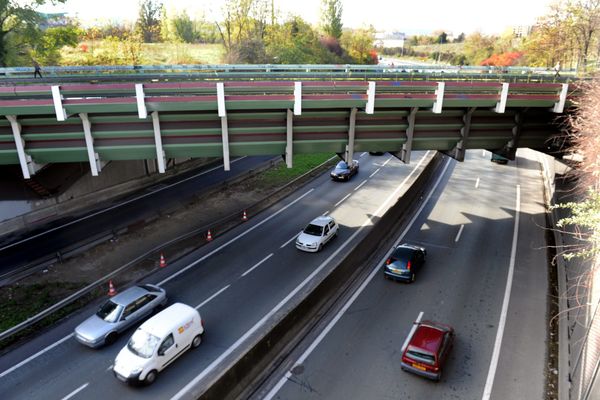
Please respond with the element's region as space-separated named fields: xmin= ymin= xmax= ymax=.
xmin=113 ymin=302 xmax=204 ymax=385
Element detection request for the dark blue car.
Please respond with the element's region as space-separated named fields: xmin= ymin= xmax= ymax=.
xmin=330 ymin=160 xmax=359 ymax=181
xmin=383 ymin=243 xmax=426 ymax=283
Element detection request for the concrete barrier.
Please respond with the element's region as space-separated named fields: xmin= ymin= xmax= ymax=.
xmin=193 ymin=152 xmax=447 ymax=400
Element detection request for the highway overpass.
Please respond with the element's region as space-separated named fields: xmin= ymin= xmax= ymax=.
xmin=0 ymin=65 xmax=573 ymax=179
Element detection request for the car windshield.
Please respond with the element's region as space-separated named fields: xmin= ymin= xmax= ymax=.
xmin=335 ymin=161 xmax=348 ymax=170
xmin=96 ymin=300 xmax=123 ymax=323
xmin=407 ymin=347 xmax=436 ymax=365
xmin=303 ymin=223 xmax=323 ymax=236
xmin=127 ymin=329 xmax=161 ymax=359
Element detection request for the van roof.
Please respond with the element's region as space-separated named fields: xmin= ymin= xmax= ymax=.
xmin=139 ymin=303 xmax=198 ymax=337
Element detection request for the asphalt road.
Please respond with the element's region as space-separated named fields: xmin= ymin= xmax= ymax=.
xmin=257 ymin=149 xmax=549 ymax=400
xmin=0 ymin=156 xmax=274 ymax=278
xmin=0 ymin=151 xmax=434 ymax=400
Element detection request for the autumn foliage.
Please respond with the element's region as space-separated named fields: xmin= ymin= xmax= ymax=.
xmin=480 ymin=51 xmax=524 ymax=66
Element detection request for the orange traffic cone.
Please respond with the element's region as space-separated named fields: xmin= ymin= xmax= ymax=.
xmin=207 ymin=229 xmax=213 ymax=241
xmin=108 ymin=280 xmax=117 ymax=296
xmin=159 ymin=253 xmax=167 ymax=268
xmin=242 ymin=210 xmax=248 ymax=221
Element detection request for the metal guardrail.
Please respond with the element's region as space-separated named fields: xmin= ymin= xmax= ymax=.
xmin=0 ymin=155 xmax=337 ymax=344
xmin=0 ymin=63 xmax=579 ymax=83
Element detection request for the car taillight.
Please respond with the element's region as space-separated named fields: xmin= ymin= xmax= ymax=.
xmin=386 ymin=259 xmax=391 ymax=265
xmin=407 ymin=261 xmax=411 ymax=270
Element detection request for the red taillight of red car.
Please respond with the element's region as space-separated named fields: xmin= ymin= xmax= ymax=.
xmin=386 ymin=259 xmax=391 ymax=265
xmin=407 ymin=261 xmax=412 ymax=270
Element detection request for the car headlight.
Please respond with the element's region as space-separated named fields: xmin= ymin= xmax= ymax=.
xmin=130 ymin=366 xmax=143 ymax=375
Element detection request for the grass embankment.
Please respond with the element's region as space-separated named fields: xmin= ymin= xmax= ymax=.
xmin=255 ymin=153 xmax=335 ymax=187
xmin=60 ymin=42 xmax=224 ymax=65
xmin=0 ymin=153 xmax=336 ymax=351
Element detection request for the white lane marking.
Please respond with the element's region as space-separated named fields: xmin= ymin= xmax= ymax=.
xmin=369 ymin=168 xmax=381 ymax=178
xmin=382 ymin=156 xmax=393 ymax=166
xmin=0 ymin=188 xmax=312 ymax=378
xmin=280 ymin=233 xmax=299 ymax=249
xmin=322 ymin=211 xmax=329 ymax=216
xmin=454 ymin=224 xmax=465 ymax=242
xmin=401 ymin=311 xmax=424 ymax=352
xmin=0 ymin=333 xmax=74 ymax=378
xmin=264 ymin=154 xmax=450 ymax=400
xmin=482 ymin=185 xmax=520 ymax=400
xmin=334 ymin=193 xmax=352 ymax=207
xmin=158 ymin=188 xmax=314 ymax=286
xmin=241 ymin=254 xmax=274 ymax=277
xmin=195 ymin=285 xmax=230 ymax=310
xmin=106 ymin=365 xmax=113 ymax=371
xmin=354 ymin=179 xmax=368 ymax=191
xmin=61 ymin=383 xmax=89 ymax=400
xmin=475 ymin=177 xmax=480 ymax=188
xmin=0 ymin=158 xmax=247 ymax=252
xmin=359 ymin=152 xmax=367 ymax=157
xmin=170 ymin=151 xmax=432 ymax=400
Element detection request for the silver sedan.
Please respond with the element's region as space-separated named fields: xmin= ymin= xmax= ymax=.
xmin=74 ymin=284 xmax=167 ymax=348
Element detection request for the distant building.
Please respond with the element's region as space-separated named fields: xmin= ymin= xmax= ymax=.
xmin=512 ymin=25 xmax=532 ymax=38
xmin=374 ymin=31 xmax=406 ymax=48
xmin=37 ymin=12 xmax=70 ymax=30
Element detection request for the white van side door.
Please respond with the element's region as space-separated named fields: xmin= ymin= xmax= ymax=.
xmin=157 ymin=334 xmax=181 ymax=370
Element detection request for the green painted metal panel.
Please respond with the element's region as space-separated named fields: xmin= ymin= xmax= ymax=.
xmin=229 ymin=126 xmax=286 ymax=135
xmin=27 ymin=148 xmax=89 ymax=163
xmin=355 ymin=124 xmax=406 ymax=132
xmin=92 ymin=130 xmax=153 ymax=138
xmin=161 ymin=129 xmax=222 ymax=136
xmin=506 ymin=100 xmax=556 ymax=107
xmin=0 ymin=106 xmax=55 ymax=116
xmin=0 ymin=134 xmax=13 ymax=141
xmin=0 ymin=150 xmax=18 ymax=164
xmin=230 ymin=142 xmax=286 ymax=156
xmin=163 ymin=143 xmax=223 ymax=158
xmin=64 ymin=104 xmax=138 ymax=114
xmin=374 ymin=99 xmax=435 ymax=108
xmin=22 ymin=132 xmax=84 ymax=140
xmin=294 ymin=125 xmax=348 ymax=133
xmin=294 ymin=140 xmax=347 ymax=154
xmin=96 ymin=146 xmax=156 ymax=160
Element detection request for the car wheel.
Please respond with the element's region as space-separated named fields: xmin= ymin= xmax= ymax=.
xmin=144 ymin=370 xmax=158 ymax=385
xmin=318 ymin=243 xmax=323 ymax=252
xmin=105 ymin=332 xmax=118 ymax=345
xmin=192 ymin=334 xmax=202 ymax=348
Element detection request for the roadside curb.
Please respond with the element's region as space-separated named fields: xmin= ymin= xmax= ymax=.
xmin=538 ymin=152 xmax=570 ymax=400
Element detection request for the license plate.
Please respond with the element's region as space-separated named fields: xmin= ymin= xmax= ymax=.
xmin=412 ymin=363 xmax=426 ymax=371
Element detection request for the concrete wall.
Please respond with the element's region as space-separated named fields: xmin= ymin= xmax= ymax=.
xmin=0 ymin=157 xmax=213 ymax=236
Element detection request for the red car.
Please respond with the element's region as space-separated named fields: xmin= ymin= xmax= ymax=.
xmin=401 ymin=320 xmax=455 ymax=381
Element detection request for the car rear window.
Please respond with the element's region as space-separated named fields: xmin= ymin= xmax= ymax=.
xmin=406 ymin=347 xmax=436 ymax=365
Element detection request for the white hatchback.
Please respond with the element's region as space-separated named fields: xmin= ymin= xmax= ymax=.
xmin=296 ymin=216 xmax=339 ymax=252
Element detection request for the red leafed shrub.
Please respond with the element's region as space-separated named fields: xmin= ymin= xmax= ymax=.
xmin=80 ymin=43 xmax=88 ymax=53
xmin=480 ymin=51 xmax=524 ymax=66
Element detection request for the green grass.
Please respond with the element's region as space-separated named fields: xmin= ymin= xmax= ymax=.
xmin=0 ymin=282 xmax=86 ymax=330
xmin=60 ymin=42 xmax=225 ymax=66
xmin=256 ymin=153 xmax=336 ymax=187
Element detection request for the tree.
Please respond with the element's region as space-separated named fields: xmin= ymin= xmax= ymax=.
xmin=31 ymin=25 xmax=81 ymax=65
xmin=565 ymin=0 xmax=600 ymax=71
xmin=265 ymin=16 xmax=339 ymax=64
xmin=0 ymin=0 xmax=66 ymax=67
xmin=463 ymin=32 xmax=496 ymax=65
xmin=436 ymin=31 xmax=448 ymax=44
xmin=341 ymin=26 xmax=377 ymax=64
xmin=320 ymin=0 xmax=343 ymax=40
xmin=215 ymin=0 xmax=270 ymax=63
xmin=136 ymin=0 xmax=162 ymax=43
xmin=454 ymin=32 xmax=466 ymax=43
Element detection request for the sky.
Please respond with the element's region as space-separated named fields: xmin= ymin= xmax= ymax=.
xmin=39 ymin=0 xmax=557 ymax=34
